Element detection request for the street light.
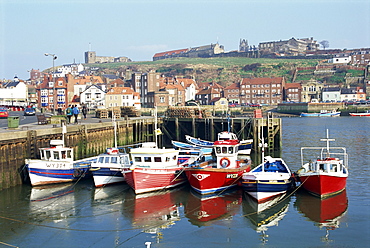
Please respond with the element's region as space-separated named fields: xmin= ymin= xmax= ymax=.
xmin=44 ymin=53 xmax=57 ymax=114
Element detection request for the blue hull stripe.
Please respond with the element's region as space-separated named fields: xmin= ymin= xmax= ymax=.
xmin=242 ymin=182 xmax=291 ymax=193
xmin=28 ymin=168 xmax=88 ymax=179
xmin=92 ymin=168 xmax=123 ymax=177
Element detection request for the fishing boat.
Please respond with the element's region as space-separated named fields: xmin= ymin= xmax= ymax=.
xmin=241 ymin=126 xmax=294 ymax=202
xmin=185 ymin=133 xmax=253 ymax=155
xmin=171 ymin=140 xmax=213 ymax=155
xmin=296 ymin=129 xmax=348 ymax=198
xmin=122 ymin=142 xmax=188 ymax=194
xmin=241 ymin=156 xmax=294 ymax=202
xmin=185 ymin=138 xmax=251 ymax=195
xmin=349 ymin=110 xmax=370 ymax=116
xmin=26 ymin=139 xmax=96 ymax=186
xmin=300 ymin=110 xmax=341 ymax=117
xmin=177 ymin=149 xmax=205 ymax=166
xmin=90 ymin=147 xmax=131 ymax=187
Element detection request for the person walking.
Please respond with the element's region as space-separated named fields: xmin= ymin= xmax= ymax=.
xmin=82 ymin=106 xmax=87 ymax=120
xmin=65 ymin=105 xmax=73 ymax=124
xmin=72 ymin=105 xmax=80 ymax=124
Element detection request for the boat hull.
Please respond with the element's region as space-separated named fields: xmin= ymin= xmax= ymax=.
xmin=123 ymin=167 xmax=187 ymax=194
xmin=298 ymin=174 xmax=347 ymax=198
xmin=92 ymin=168 xmax=125 ymax=187
xmin=185 ymin=165 xmax=250 ymax=195
xmin=300 ymin=112 xmax=340 ymax=117
xmin=241 ymin=179 xmax=293 ymax=202
xmin=27 ymin=166 xmax=89 ymax=186
xmin=349 ymin=113 xmax=370 ymax=116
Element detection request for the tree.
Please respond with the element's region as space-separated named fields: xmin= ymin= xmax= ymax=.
xmin=319 ymin=40 xmax=329 ymax=50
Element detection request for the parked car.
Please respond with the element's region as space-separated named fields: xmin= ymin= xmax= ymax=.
xmin=0 ymin=107 xmax=9 ymax=118
xmin=24 ymin=107 xmax=36 ymax=116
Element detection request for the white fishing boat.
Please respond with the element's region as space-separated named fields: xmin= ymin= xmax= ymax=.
xmin=26 ymin=139 xmax=96 ymax=186
xmin=241 ymin=124 xmax=294 ymax=202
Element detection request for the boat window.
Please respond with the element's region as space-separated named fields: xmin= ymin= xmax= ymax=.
xmin=67 ymin=150 xmax=72 ymax=159
xmin=319 ymin=164 xmax=325 ymax=171
xmin=166 ymin=157 xmax=170 ymax=162
xmin=144 ymin=157 xmax=151 ymax=162
xmin=228 ymin=147 xmax=233 ymax=154
xmin=61 ymin=151 xmax=66 ymax=159
xmin=98 ymin=157 xmax=105 ymax=163
xmin=134 ymin=157 xmax=141 ymax=162
xmin=121 ymin=157 xmax=129 ymax=164
xmin=216 ymin=147 xmax=221 ymax=154
xmin=172 ymin=155 xmax=177 ymax=161
xmin=105 ymin=157 xmax=110 ymax=163
xmin=111 ymin=156 xmax=118 ymax=164
xmin=45 ymin=150 xmax=51 ymax=160
xmin=53 ymin=151 xmax=60 ymax=160
xmin=222 ymin=147 xmax=227 ymax=153
xmin=154 ymin=157 xmax=161 ymax=162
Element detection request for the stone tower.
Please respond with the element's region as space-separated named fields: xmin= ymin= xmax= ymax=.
xmin=84 ymin=51 xmax=96 ymax=64
xmin=239 ymin=39 xmax=249 ymax=52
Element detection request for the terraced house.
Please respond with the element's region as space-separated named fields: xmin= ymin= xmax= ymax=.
xmin=239 ymin=77 xmax=285 ymax=105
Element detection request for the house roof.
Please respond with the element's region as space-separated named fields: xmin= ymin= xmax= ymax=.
xmin=153 ymin=48 xmax=189 ymax=58
xmin=106 ymin=87 xmax=139 ymax=97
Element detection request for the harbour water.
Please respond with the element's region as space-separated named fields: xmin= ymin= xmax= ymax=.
xmin=0 ymin=116 xmax=369 ymax=248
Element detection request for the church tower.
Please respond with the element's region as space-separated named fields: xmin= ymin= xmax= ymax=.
xmin=239 ymin=39 xmax=249 ymax=52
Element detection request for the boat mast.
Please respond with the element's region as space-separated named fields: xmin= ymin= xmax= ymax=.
xmin=260 ymin=119 xmax=265 ymax=171
xmin=320 ymin=129 xmax=335 ymax=157
xmin=154 ymin=105 xmax=158 ymax=146
xmin=112 ymin=109 xmax=117 ymax=148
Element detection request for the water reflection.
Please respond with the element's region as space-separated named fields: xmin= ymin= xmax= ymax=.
xmin=122 ymin=186 xmax=187 ymax=243
xmin=184 ymin=189 xmax=242 ymax=227
xmin=29 ymin=183 xmax=76 ymax=221
xmin=295 ymin=190 xmax=348 ymax=243
xmin=242 ymin=192 xmax=291 ymax=243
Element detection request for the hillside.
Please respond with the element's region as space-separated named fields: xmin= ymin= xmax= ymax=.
xmin=85 ymin=57 xmax=366 ymax=87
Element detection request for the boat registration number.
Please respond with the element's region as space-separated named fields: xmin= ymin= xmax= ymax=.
xmin=226 ymin=174 xmax=238 ymax=179
xmin=46 ymin=162 xmax=67 ymax=168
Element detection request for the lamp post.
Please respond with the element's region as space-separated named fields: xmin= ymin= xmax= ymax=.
xmin=44 ymin=53 xmax=57 ymax=114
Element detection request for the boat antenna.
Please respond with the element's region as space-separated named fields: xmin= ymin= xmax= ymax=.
xmin=227 ymin=114 xmax=231 ymax=132
xmin=320 ymin=129 xmax=335 ymax=157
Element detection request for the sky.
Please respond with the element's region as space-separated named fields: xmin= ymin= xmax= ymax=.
xmin=1 ymin=0 xmax=369 ymax=80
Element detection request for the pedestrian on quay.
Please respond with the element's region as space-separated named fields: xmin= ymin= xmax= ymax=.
xmin=82 ymin=105 xmax=87 ymax=120
xmin=72 ymin=105 xmax=80 ymax=124
xmin=65 ymin=105 xmax=73 ymax=124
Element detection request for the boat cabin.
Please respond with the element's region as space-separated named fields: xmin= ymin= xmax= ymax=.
xmin=213 ymin=140 xmax=239 ymax=168
xmin=309 ymin=158 xmax=346 ymax=174
xmin=130 ymin=147 xmax=179 ymax=168
xmin=39 ymin=140 xmax=74 ymax=162
xmin=93 ymin=148 xmax=131 ymax=169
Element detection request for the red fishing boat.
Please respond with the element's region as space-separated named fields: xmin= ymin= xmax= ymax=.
xmin=296 ymin=129 xmax=348 ymax=198
xmin=185 ymin=139 xmax=251 ymax=195
xmin=123 ymin=142 xmax=188 ymax=194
